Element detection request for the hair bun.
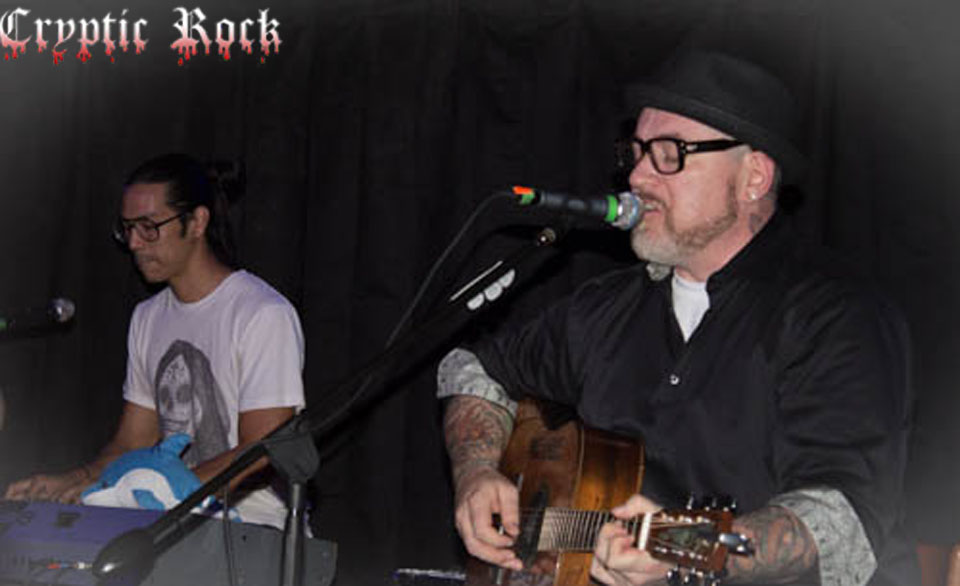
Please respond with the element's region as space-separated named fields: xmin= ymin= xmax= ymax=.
xmin=206 ymin=159 xmax=245 ymax=204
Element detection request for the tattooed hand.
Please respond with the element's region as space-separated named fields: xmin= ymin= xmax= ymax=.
xmin=453 ymin=463 xmax=523 ymax=570
xmin=444 ymin=395 xmax=522 ymax=570
xmin=726 ymin=505 xmax=818 ymax=583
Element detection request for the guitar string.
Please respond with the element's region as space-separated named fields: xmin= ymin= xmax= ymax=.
xmin=531 ymin=507 xmax=716 ymax=528
xmin=533 ymin=509 xmax=717 ymax=556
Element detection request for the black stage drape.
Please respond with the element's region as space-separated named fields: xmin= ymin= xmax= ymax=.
xmin=1 ymin=0 xmax=959 ymax=583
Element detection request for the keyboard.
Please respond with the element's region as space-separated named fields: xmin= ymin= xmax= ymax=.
xmin=0 ymin=500 xmax=336 ymax=585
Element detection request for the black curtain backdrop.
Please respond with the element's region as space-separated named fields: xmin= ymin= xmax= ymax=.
xmin=1 ymin=0 xmax=959 ymax=583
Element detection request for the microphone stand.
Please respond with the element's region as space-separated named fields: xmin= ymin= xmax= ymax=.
xmin=92 ymin=225 xmax=564 ymax=586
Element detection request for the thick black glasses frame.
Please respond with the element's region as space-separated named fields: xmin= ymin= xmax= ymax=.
xmin=628 ymin=137 xmax=744 ymax=174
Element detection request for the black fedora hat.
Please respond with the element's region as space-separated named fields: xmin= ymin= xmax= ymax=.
xmin=624 ymin=50 xmax=806 ymax=182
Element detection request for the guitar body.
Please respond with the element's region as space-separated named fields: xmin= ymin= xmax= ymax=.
xmin=465 ymin=400 xmax=644 ymax=586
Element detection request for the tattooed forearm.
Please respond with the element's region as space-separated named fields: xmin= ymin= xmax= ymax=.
xmin=443 ymin=395 xmax=514 ymax=485
xmin=726 ymin=505 xmax=818 ymax=583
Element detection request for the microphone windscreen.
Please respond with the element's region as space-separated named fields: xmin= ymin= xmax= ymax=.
xmin=51 ymin=298 xmax=76 ymax=323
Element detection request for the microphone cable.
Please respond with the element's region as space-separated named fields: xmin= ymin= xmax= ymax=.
xmin=384 ymin=191 xmax=509 ymax=348
xmin=307 ymin=190 xmax=510 ymax=461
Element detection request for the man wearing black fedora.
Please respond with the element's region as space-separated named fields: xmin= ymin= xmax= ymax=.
xmin=438 ymin=50 xmax=916 ymax=585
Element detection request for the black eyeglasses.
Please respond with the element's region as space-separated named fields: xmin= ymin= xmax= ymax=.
xmin=112 ymin=212 xmax=187 ymax=245
xmin=618 ymin=137 xmax=744 ymax=175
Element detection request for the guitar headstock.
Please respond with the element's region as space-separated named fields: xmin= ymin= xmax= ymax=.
xmin=636 ymin=499 xmax=753 ymax=585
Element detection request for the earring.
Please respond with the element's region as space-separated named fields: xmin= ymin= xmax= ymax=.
xmin=748 ymin=191 xmax=759 ymax=201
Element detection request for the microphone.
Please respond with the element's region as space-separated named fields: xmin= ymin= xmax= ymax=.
xmin=511 ymin=185 xmax=643 ymax=230
xmin=0 ymin=298 xmax=76 ymax=334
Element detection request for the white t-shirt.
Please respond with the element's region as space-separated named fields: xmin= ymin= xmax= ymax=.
xmin=671 ymin=271 xmax=710 ymax=342
xmin=123 ymin=270 xmax=306 ymax=529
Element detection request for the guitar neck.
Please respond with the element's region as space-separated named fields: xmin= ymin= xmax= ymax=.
xmin=536 ymin=507 xmax=647 ymax=552
xmin=535 ymin=505 xmax=744 ymax=577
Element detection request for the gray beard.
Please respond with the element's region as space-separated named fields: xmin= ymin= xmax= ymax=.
xmin=630 ymin=182 xmax=739 ymax=267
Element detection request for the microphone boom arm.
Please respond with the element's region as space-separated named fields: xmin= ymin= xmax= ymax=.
xmin=93 ymin=225 xmax=565 ymax=586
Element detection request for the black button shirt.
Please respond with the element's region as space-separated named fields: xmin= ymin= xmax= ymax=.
xmin=472 ymin=212 xmax=916 ymax=584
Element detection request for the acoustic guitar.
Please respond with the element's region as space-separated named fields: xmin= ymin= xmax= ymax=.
xmin=465 ymin=400 xmax=751 ymax=586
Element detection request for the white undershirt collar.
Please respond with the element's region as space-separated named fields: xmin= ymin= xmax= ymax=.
xmin=671 ymin=271 xmax=710 ymax=342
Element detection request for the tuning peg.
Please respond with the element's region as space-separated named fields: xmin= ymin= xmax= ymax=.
xmin=705 ymin=568 xmax=727 ymax=585
xmin=713 ymin=494 xmax=736 ymax=512
xmin=681 ymin=572 xmax=700 ymax=585
xmin=719 ymin=532 xmax=755 ymax=556
xmin=692 ymin=494 xmax=739 ymax=511
xmin=666 ymin=568 xmax=683 ymax=585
